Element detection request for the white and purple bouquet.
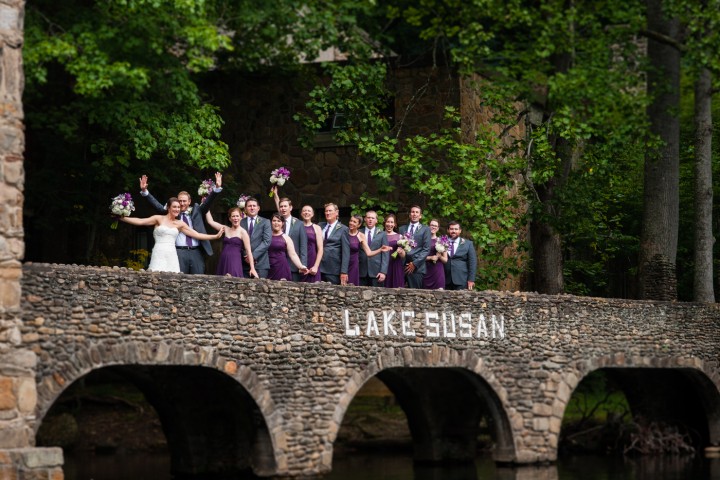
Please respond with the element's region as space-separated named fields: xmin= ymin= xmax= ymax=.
xmin=269 ymin=166 xmax=291 ymax=196
xmin=392 ymin=231 xmax=417 ymax=259
xmin=435 ymin=235 xmax=451 ymax=254
xmin=236 ymin=194 xmax=250 ymax=209
xmin=198 ymin=179 xmax=216 ymax=197
xmin=110 ymin=192 xmax=135 ymax=229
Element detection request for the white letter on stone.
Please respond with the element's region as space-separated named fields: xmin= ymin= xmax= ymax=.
xmin=459 ymin=313 xmax=472 ymax=338
xmin=344 ymin=309 xmax=360 ymax=336
xmin=366 ymin=311 xmax=379 ymax=336
xmin=401 ymin=311 xmax=416 ymax=336
xmin=492 ymin=314 xmax=505 ymax=339
xmin=476 ymin=313 xmax=488 ymax=338
xmin=425 ymin=312 xmax=439 ymax=338
xmin=383 ymin=310 xmax=398 ymax=336
xmin=442 ymin=313 xmax=457 ymax=338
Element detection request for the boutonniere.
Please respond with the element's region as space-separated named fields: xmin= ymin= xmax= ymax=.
xmin=459 ymin=238 xmax=465 ymax=245
xmin=186 ymin=206 xmax=193 ymax=215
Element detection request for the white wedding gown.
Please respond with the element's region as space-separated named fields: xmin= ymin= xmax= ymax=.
xmin=148 ymin=225 xmax=181 ymax=272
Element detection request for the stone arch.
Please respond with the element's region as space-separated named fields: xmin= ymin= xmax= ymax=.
xmin=556 ymin=355 xmax=720 ymax=448
xmin=329 ymin=345 xmax=517 ymax=465
xmin=34 ymin=340 xmax=284 ymax=477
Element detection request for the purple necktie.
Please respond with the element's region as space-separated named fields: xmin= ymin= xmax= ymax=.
xmin=325 ymin=225 xmax=330 ymax=240
xmin=367 ymin=228 xmax=373 ymax=244
xmin=182 ymin=213 xmax=192 ymax=247
xmin=410 ymin=224 xmax=416 ymax=236
xmin=449 ymin=240 xmax=455 ymax=257
xmin=248 ymin=218 xmax=254 ymax=236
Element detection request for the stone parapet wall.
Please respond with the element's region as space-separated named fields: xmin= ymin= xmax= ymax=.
xmin=18 ymin=263 xmax=720 ymax=476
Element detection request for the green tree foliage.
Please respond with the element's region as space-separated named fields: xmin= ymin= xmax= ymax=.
xmin=298 ymin=0 xmax=653 ymax=293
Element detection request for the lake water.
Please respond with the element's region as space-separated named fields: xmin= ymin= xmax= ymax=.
xmin=63 ymin=451 xmax=719 ymax=479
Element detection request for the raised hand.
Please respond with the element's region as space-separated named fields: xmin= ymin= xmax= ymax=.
xmin=214 ymin=172 xmax=223 ymax=188
xmin=139 ymin=175 xmax=148 ymax=192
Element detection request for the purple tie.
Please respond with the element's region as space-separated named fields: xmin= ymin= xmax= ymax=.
xmin=449 ymin=240 xmax=455 ymax=257
xmin=248 ymin=218 xmax=254 ymax=236
xmin=182 ymin=213 xmax=192 ymax=247
xmin=410 ymin=224 xmax=416 ymax=236
xmin=367 ymin=228 xmax=373 ymax=244
xmin=325 ymin=225 xmax=330 ymax=240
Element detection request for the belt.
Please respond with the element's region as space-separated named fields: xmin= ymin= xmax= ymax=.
xmin=176 ymin=246 xmax=198 ymax=250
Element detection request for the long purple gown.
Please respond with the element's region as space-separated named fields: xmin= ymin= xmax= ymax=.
xmin=348 ymin=234 xmax=360 ymax=286
xmin=384 ymin=233 xmax=405 ymax=288
xmin=215 ymin=236 xmax=244 ymax=277
xmin=423 ymin=237 xmax=445 ymax=289
xmin=268 ymin=235 xmax=292 ymax=281
xmin=302 ymin=224 xmax=321 ymax=283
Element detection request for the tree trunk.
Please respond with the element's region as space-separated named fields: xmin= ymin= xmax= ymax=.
xmin=693 ymin=67 xmax=714 ymax=302
xmin=638 ymin=0 xmax=680 ymax=300
xmin=530 ymin=202 xmax=564 ymax=295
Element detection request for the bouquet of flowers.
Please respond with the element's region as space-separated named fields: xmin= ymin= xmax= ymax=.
xmin=109 ymin=192 xmax=135 ymax=229
xmin=236 ymin=194 xmax=250 ymax=209
xmin=198 ymin=179 xmax=216 ymax=197
xmin=269 ymin=167 xmax=291 ymax=196
xmin=392 ymin=231 xmax=417 ymax=258
xmin=435 ymin=235 xmax=451 ymax=254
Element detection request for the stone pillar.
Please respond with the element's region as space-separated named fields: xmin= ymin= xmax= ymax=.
xmin=0 ymin=0 xmax=65 ymax=477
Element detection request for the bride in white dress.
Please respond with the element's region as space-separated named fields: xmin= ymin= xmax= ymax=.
xmin=120 ymin=197 xmax=224 ymax=272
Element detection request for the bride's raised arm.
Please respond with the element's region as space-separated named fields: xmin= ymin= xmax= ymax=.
xmin=120 ymin=215 xmax=162 ymax=227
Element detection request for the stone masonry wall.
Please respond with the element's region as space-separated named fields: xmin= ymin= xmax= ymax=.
xmin=0 ymin=1 xmax=64 ymax=477
xmin=19 ymin=263 xmax=720 ymax=476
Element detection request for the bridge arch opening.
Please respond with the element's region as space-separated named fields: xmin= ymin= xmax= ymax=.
xmin=561 ymin=367 xmax=720 ymax=454
xmin=36 ymin=364 xmax=276 ymax=478
xmin=335 ymin=366 xmax=515 ymax=468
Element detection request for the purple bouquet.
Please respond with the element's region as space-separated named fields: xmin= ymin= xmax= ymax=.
xmin=392 ymin=231 xmax=417 ymax=258
xmin=435 ymin=235 xmax=451 ymax=254
xmin=198 ymin=179 xmax=216 ymax=197
xmin=110 ymin=192 xmax=135 ymax=229
xmin=236 ymin=194 xmax=250 ymax=209
xmin=269 ymin=167 xmax=291 ymax=196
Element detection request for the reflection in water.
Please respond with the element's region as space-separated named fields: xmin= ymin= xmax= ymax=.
xmin=63 ymin=451 xmax=719 ymax=480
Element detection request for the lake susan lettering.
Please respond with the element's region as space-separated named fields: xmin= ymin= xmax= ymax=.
xmin=342 ymin=309 xmax=505 ymax=339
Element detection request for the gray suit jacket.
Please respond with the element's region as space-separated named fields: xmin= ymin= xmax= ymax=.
xmin=318 ymin=222 xmax=350 ymax=275
xmin=285 ymin=216 xmax=308 ymax=272
xmin=240 ymin=216 xmax=272 ymax=271
xmin=359 ymin=227 xmax=389 ymax=278
xmin=143 ymin=188 xmax=220 ymax=256
xmin=444 ymin=238 xmax=478 ymax=287
xmin=398 ymin=223 xmax=431 ymax=275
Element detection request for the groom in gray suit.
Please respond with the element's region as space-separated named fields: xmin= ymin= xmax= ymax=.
xmin=359 ymin=210 xmax=388 ymax=286
xmin=139 ymin=172 xmax=223 ymax=274
xmin=444 ymin=220 xmax=477 ymax=290
xmin=398 ymin=205 xmax=431 ymax=289
xmin=278 ymin=197 xmax=308 ymax=282
xmin=240 ymin=197 xmax=271 ymax=279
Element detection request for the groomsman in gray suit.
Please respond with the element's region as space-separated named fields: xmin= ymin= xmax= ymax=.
xmin=319 ymin=203 xmax=350 ymax=285
xmin=240 ymin=198 xmax=271 ymax=279
xmin=359 ymin=210 xmax=388 ymax=286
xmin=398 ymin=205 xmax=431 ymax=289
xmin=139 ymin=172 xmax=222 ymax=274
xmin=277 ymin=196 xmax=308 ymax=282
xmin=443 ymin=220 xmax=477 ymax=290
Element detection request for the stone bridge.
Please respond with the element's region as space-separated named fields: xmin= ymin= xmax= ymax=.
xmin=12 ymin=263 xmax=720 ymax=477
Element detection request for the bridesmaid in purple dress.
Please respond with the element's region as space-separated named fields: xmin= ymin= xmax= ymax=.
xmin=423 ymin=219 xmax=447 ymax=289
xmin=382 ymin=214 xmax=406 ymax=288
xmin=300 ymin=205 xmax=323 ymax=282
xmin=347 ymin=215 xmax=392 ymax=286
xmin=206 ymin=208 xmax=257 ymax=278
xmin=268 ymin=213 xmax=307 ymax=281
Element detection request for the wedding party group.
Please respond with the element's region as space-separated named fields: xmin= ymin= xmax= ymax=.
xmin=115 ymin=171 xmax=477 ymax=290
